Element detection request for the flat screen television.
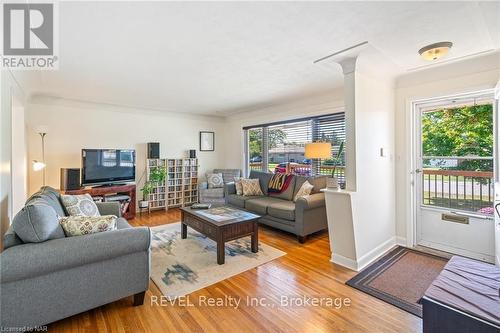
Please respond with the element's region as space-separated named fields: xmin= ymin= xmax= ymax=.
xmin=82 ymin=149 xmax=136 ymax=186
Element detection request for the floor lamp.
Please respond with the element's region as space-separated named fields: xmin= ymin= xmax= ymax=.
xmin=304 ymin=142 xmax=332 ymax=176
xmin=33 ymin=126 xmax=48 ymax=186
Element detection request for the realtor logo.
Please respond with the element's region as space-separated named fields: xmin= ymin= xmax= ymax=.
xmin=1 ymin=2 xmax=59 ymax=69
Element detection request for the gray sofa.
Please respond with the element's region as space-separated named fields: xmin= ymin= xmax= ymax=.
xmin=226 ymin=170 xmax=327 ymax=242
xmin=199 ymin=169 xmax=241 ymax=204
xmin=0 ymin=186 xmax=151 ymax=329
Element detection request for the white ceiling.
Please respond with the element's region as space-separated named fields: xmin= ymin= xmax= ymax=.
xmin=27 ymin=1 xmax=499 ymax=115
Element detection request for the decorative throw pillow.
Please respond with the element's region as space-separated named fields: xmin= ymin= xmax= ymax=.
xmin=234 ymin=177 xmax=243 ymax=195
xmin=61 ymin=194 xmax=100 ymax=217
xmin=207 ymin=173 xmax=224 ymax=188
xmin=294 ymin=180 xmax=314 ymax=202
xmin=241 ymin=178 xmax=264 ymax=196
xmin=268 ymin=173 xmax=294 ymax=194
xmin=59 ymin=215 xmax=117 ymax=237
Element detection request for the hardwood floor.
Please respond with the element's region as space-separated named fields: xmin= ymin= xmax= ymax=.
xmin=48 ymin=209 xmax=422 ymax=333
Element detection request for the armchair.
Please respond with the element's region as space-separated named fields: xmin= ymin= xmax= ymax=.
xmin=199 ymin=169 xmax=241 ymax=204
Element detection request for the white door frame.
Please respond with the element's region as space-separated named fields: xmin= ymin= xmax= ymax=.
xmin=409 ymin=89 xmax=496 ymax=251
xmin=494 ymin=81 xmax=500 ymax=266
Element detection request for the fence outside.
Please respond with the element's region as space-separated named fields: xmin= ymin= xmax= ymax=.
xmin=422 ymin=169 xmax=494 ymax=215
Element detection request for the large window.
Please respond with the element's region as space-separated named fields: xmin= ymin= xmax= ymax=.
xmin=244 ymin=113 xmax=346 ymax=184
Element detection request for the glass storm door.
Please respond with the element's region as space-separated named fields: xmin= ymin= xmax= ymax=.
xmin=415 ymin=92 xmax=496 ymax=263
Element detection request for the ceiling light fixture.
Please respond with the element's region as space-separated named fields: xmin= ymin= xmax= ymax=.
xmin=418 ymin=42 xmax=453 ymax=61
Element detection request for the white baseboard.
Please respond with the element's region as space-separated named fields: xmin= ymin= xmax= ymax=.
xmin=331 ymin=253 xmax=358 ymax=271
xmin=356 ymin=237 xmax=397 ymax=271
xmin=330 ymin=236 xmax=399 ymax=272
xmin=395 ymin=236 xmax=407 ymax=246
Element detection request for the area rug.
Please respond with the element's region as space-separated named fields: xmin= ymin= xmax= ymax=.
xmin=346 ymin=246 xmax=448 ymax=317
xmin=150 ymin=222 xmax=286 ymax=297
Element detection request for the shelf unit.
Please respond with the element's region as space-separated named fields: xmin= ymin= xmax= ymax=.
xmin=146 ymin=159 xmax=167 ymax=210
xmin=146 ymin=158 xmax=198 ymax=210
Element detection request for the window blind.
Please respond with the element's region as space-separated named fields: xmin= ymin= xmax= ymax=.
xmin=244 ymin=112 xmax=346 ymax=182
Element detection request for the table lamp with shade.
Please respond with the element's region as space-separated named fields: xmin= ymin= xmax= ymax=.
xmin=305 ymin=141 xmax=342 ymax=188
xmin=304 ymin=141 xmax=331 ymax=175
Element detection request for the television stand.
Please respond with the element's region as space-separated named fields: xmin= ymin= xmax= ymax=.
xmin=63 ymin=184 xmax=136 ymax=219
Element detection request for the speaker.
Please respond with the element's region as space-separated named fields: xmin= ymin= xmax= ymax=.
xmin=60 ymin=168 xmax=81 ymax=190
xmin=148 ymin=142 xmax=160 ymax=159
xmin=189 ymin=149 xmax=196 ymax=158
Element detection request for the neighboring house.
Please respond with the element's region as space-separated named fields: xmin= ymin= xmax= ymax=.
xmin=269 ymin=146 xmax=305 ymax=163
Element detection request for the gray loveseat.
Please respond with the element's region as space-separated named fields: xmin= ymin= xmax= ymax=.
xmin=0 ymin=186 xmax=151 ymax=329
xmin=225 ymin=170 xmax=327 ymax=242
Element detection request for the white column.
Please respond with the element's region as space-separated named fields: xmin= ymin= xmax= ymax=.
xmin=339 ymin=58 xmax=358 ymax=191
xmin=322 ymin=49 xmax=397 ymax=271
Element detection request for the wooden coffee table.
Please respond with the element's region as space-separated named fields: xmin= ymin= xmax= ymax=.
xmin=180 ymin=206 xmax=260 ymax=265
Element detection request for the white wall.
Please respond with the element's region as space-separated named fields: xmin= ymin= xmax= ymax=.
xmin=224 ymin=90 xmax=345 ymax=172
xmin=395 ymin=52 xmax=500 ymax=244
xmin=25 ymin=97 xmax=228 ymax=199
xmin=351 ymin=69 xmax=396 ymax=259
xmin=0 ymin=72 xmax=11 ymax=250
xmin=11 ymin=96 xmax=28 ymax=214
xmin=1 ymin=70 xmax=29 ymax=250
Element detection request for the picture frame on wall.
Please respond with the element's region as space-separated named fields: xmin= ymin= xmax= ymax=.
xmin=200 ymin=131 xmax=215 ymax=151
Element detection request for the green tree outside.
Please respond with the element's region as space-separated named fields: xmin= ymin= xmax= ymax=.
xmin=249 ymin=128 xmax=287 ymax=158
xmin=422 ymin=104 xmax=493 ymax=171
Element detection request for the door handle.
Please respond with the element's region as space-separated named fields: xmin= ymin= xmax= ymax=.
xmin=415 ymin=169 xmax=422 ymax=174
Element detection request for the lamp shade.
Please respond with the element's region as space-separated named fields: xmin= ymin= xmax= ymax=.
xmin=32 ymin=160 xmax=46 ymax=171
xmin=304 ymin=142 xmax=331 ymax=159
xmin=35 ymin=125 xmax=49 ymax=134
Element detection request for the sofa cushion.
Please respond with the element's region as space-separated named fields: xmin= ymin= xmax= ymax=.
xmin=245 ymin=197 xmax=285 ymax=215
xmin=201 ymin=187 xmax=225 ymax=198
xmin=59 ymin=215 xmax=118 ymax=237
xmin=268 ymin=174 xmax=296 ymax=201
xmin=249 ymin=170 xmax=272 ymax=195
xmin=12 ymin=203 xmax=66 ymax=243
xmin=308 ymin=175 xmax=327 ymax=194
xmin=294 ymin=176 xmax=308 ymax=197
xmin=226 ymin=194 xmax=263 ymax=208
xmin=268 ymin=200 xmax=296 ymax=221
xmin=61 ymin=194 xmax=100 ymax=217
xmin=213 ymin=169 xmax=241 ymax=184
xmin=234 ymin=177 xmax=243 ymax=195
xmin=26 ymin=186 xmax=67 ymax=217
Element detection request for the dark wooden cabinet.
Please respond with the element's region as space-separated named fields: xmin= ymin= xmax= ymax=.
xmin=63 ymin=184 xmax=136 ymax=219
